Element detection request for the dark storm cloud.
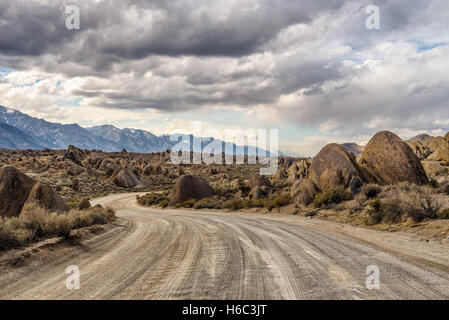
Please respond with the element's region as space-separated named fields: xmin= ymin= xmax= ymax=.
xmin=0 ymin=0 xmax=344 ymax=63
xmin=0 ymin=0 xmax=448 ymax=140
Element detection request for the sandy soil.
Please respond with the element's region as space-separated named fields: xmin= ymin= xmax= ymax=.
xmin=1 ymin=193 xmax=449 ymax=300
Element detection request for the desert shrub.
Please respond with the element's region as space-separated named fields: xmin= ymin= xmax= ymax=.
xmin=242 ymin=199 xmax=265 ymax=209
xmin=429 ymin=178 xmax=439 ymax=189
xmin=403 ymin=187 xmax=440 ymax=222
xmin=380 ymin=198 xmax=404 ymax=223
xmin=193 ymin=197 xmax=222 ymax=209
xmin=0 ymin=218 xmax=21 ymax=250
xmin=264 ymin=200 xmax=274 ymax=211
xmin=19 ymin=203 xmax=49 ymax=237
xmin=137 ymin=192 xmax=169 ymax=206
xmin=438 ymin=209 xmax=449 ymax=220
xmin=175 ymin=199 xmax=196 ymax=208
xmin=366 ymin=185 xmax=441 ymax=224
xmin=159 ymin=199 xmax=169 ymax=208
xmin=222 ymin=199 xmax=243 ymax=211
xmin=0 ymin=204 xmax=116 ymax=251
xmin=272 ymin=194 xmax=292 ymax=207
xmin=367 ymin=198 xmax=404 ymax=225
xmin=313 ymin=187 xmax=353 ymax=208
xmin=361 ymin=184 xmax=382 ymax=199
xmin=238 ymin=185 xmax=251 ymax=197
xmin=66 ymin=201 xmax=78 ymax=209
xmin=55 ymin=215 xmax=75 ymax=238
xmin=305 ymin=210 xmax=317 ymax=217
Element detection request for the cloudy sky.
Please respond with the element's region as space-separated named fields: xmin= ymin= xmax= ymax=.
xmin=0 ymin=0 xmax=448 ymax=156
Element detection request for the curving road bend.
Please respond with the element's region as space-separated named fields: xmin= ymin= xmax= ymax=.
xmin=1 ymin=193 xmax=449 ymax=299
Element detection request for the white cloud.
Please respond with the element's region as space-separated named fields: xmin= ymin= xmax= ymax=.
xmin=0 ymin=0 xmax=448 ymax=156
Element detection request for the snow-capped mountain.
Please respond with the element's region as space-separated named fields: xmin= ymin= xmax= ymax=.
xmin=0 ymin=106 xmax=274 ymax=155
xmin=86 ymin=125 xmax=173 ymax=153
xmin=0 ymin=122 xmax=44 ymax=150
xmin=0 ymin=106 xmax=117 ymax=151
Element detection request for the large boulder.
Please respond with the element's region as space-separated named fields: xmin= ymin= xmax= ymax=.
xmin=0 ymin=166 xmax=36 ymax=218
xmin=113 ymin=168 xmax=140 ymax=188
xmin=291 ymin=178 xmax=318 ymax=206
xmin=67 ymin=161 xmax=85 ymax=176
xmin=310 ymin=144 xmax=365 ymax=191
xmin=24 ymin=182 xmax=69 ymax=212
xmin=359 ymin=131 xmax=429 ymax=185
xmin=170 ymin=175 xmax=214 ymax=205
xmin=77 ymin=198 xmax=91 ymax=210
xmin=422 ymin=161 xmax=448 ymax=177
xmin=64 ymin=145 xmax=85 ymax=166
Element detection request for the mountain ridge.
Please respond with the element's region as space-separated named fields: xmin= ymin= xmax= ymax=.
xmin=0 ymin=106 xmax=275 ymax=155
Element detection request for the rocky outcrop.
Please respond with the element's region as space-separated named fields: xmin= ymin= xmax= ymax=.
xmin=170 ymin=175 xmax=214 ymax=205
xmin=0 ymin=166 xmax=36 ymax=217
xmin=287 ymin=159 xmax=311 ymax=183
xmin=113 ymin=169 xmax=140 ymax=188
xmin=67 ymin=161 xmax=85 ymax=176
xmin=78 ymin=198 xmax=91 ymax=210
xmin=24 ymin=182 xmax=68 ymax=212
xmin=291 ymin=178 xmax=318 ymax=206
xmin=426 ymin=137 xmax=449 ymax=163
xmin=360 ymin=131 xmax=429 ymax=185
xmin=64 ymin=145 xmax=85 ymax=166
xmin=407 ymin=133 xmax=449 ymax=162
xmin=422 ymin=161 xmax=448 ymax=177
xmin=0 ymin=166 xmax=68 ymax=217
xmin=273 ymin=168 xmax=287 ymax=180
xmin=310 ymin=144 xmax=365 ymax=191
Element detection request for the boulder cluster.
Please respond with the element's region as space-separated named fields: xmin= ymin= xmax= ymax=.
xmin=291 ymin=131 xmax=430 ymax=206
xmin=0 ymin=166 xmax=68 ymax=218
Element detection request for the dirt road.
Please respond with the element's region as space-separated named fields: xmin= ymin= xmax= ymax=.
xmin=1 ymin=193 xmax=449 ymax=300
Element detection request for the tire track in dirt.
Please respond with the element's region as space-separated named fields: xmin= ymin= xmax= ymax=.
xmin=1 ymin=193 xmax=449 ymax=300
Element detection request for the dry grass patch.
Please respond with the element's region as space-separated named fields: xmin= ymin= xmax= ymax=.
xmin=0 ymin=203 xmax=116 ymax=251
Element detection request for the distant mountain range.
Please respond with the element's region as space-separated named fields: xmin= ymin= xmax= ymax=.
xmin=0 ymin=106 xmax=275 ymax=155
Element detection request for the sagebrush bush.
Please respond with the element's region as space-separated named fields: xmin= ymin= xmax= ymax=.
xmin=438 ymin=209 xmax=449 ymax=220
xmin=0 ymin=203 xmax=116 ymax=251
xmin=367 ymin=198 xmax=403 ymax=225
xmin=313 ymin=187 xmax=353 ymax=208
xmin=272 ymin=194 xmax=292 ymax=207
xmin=365 ymin=184 xmax=442 ymax=224
xmin=361 ymin=184 xmax=382 ymax=199
xmin=137 ymin=192 xmax=170 ymax=206
xmin=222 ymin=199 xmax=243 ymax=210
xmin=403 ymin=187 xmax=440 ymax=222
xmin=193 ymin=197 xmax=222 ymax=209
xmin=175 ymin=199 xmax=195 ymax=208
xmin=242 ymin=199 xmax=265 ymax=209
xmin=159 ymin=199 xmax=169 ymax=208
